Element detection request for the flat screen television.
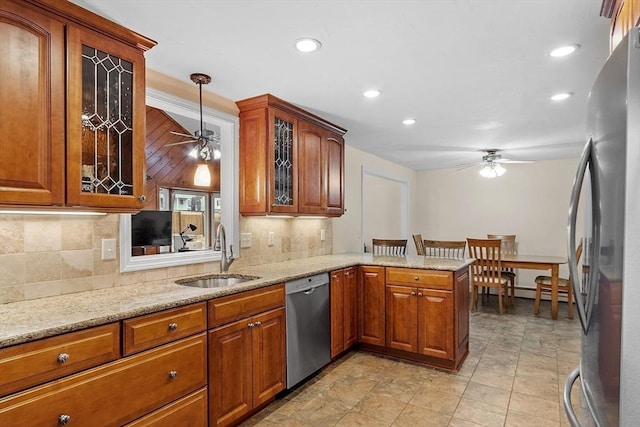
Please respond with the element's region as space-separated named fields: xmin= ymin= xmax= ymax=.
xmin=131 ymin=210 xmax=172 ymax=247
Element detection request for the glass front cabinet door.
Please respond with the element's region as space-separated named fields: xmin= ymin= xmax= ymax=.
xmin=66 ymin=26 xmax=146 ymax=210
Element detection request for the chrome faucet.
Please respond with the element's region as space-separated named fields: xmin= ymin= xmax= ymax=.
xmin=214 ymin=224 xmax=234 ymax=272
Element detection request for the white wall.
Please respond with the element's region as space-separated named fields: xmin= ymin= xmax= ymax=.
xmin=333 ymin=145 xmax=417 ymax=254
xmin=415 ymin=157 xmax=581 ymax=292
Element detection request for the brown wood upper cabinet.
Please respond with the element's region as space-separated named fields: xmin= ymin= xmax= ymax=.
xmin=236 ymin=94 xmax=346 ymax=216
xmin=0 ymin=0 xmax=155 ymax=211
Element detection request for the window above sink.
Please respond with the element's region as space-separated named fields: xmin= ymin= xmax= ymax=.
xmin=119 ymin=88 xmax=239 ymax=272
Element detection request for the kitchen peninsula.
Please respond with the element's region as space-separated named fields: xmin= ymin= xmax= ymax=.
xmin=0 ymin=254 xmax=471 ymax=426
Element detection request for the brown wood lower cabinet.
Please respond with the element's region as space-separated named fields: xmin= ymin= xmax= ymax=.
xmin=359 ymin=266 xmax=469 ymax=372
xmin=386 ymin=285 xmax=453 ymax=359
xmin=0 ymin=334 xmax=207 ymax=426
xmin=330 ymin=266 xmax=357 ymax=358
xmin=124 ymin=387 xmax=208 ymax=427
xmin=208 ymin=285 xmax=286 ymax=427
xmin=357 ymin=265 xmax=386 ymax=346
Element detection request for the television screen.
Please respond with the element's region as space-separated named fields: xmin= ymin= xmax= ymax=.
xmin=131 ymin=210 xmax=172 ymax=247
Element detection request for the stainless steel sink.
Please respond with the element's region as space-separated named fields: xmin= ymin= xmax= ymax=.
xmin=175 ymin=274 xmax=260 ymax=288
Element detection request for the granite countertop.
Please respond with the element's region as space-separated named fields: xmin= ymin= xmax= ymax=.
xmin=0 ymin=254 xmax=473 ymax=348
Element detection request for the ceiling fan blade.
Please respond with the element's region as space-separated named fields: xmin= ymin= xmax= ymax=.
xmin=170 ymin=130 xmax=196 ymax=138
xmin=496 ymin=159 xmax=534 ymax=164
xmin=165 ymin=139 xmax=197 ymax=147
xmin=455 ymin=161 xmax=482 ymax=171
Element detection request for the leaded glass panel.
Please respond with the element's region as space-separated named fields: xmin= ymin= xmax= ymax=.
xmin=273 ymin=117 xmax=294 ymax=206
xmin=80 ymin=44 xmax=134 ymax=195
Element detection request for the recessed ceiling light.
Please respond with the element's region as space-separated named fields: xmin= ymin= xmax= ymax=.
xmin=402 ymin=118 xmax=416 ymax=125
xmin=295 ymin=38 xmax=321 ymax=53
xmin=363 ymin=89 xmax=381 ymax=98
xmin=550 ymin=44 xmax=580 ymax=57
xmin=551 ymin=92 xmax=573 ymax=101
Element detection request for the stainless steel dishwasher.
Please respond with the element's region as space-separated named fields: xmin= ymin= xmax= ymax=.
xmin=285 ymin=272 xmax=331 ymax=389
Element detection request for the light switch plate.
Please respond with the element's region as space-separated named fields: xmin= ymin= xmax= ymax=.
xmin=101 ymin=238 xmax=117 ymax=260
xmin=267 ymin=231 xmax=275 ymax=246
xmin=240 ymin=233 xmax=252 ymax=248
xmin=320 ymin=229 xmax=326 ymax=241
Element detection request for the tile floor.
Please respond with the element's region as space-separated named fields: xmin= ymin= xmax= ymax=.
xmin=242 ymin=298 xmax=595 ymax=427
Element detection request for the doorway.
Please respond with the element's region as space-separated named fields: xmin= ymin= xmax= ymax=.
xmin=361 ymin=168 xmax=408 ymax=253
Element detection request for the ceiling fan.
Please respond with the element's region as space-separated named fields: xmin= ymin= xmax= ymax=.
xmin=458 ymin=149 xmax=534 ymax=178
xmin=165 ymin=73 xmax=221 ymax=160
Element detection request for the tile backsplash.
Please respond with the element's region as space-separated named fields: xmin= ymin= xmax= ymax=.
xmin=0 ymin=214 xmax=332 ymax=304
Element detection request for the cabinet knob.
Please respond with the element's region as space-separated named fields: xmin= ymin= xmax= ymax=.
xmin=57 ymin=353 xmax=70 ymax=363
xmin=418 ymin=292 xmax=423 ymax=297
xmin=248 ymin=322 xmax=255 ymax=328
xmin=138 ymin=195 xmax=147 ymax=202
xmin=58 ymin=414 xmax=71 ymax=425
xmin=413 ymin=276 xmax=420 ymax=281
xmin=168 ymin=322 xmax=178 ymax=331
xmin=254 ymin=321 xmax=262 ymax=327
xmin=168 ymin=370 xmax=178 ymax=379
xmin=410 ymin=291 xmax=416 ymax=296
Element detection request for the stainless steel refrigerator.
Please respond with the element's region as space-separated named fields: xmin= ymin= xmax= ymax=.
xmin=564 ymin=28 xmax=640 ymax=426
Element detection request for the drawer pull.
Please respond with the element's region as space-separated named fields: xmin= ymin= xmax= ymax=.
xmin=168 ymin=322 xmax=178 ymax=331
xmin=58 ymin=414 xmax=71 ymax=425
xmin=57 ymin=353 xmax=70 ymax=363
xmin=414 ymin=276 xmax=420 ymax=281
xmin=168 ymin=370 xmax=178 ymax=379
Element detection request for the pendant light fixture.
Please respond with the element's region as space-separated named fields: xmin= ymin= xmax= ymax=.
xmin=164 ymin=72 xmax=219 ymax=187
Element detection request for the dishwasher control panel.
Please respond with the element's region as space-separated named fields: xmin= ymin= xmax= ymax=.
xmin=285 ymin=273 xmax=329 ymax=294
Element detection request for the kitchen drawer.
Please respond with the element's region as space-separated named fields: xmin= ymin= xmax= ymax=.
xmin=208 ymin=284 xmax=285 ymax=327
xmin=0 ymin=333 xmax=207 ymax=426
xmin=123 ymin=303 xmax=207 ymax=355
xmin=124 ymin=387 xmax=208 ymax=427
xmin=0 ymin=323 xmax=119 ymax=397
xmin=386 ymin=268 xmax=453 ymax=290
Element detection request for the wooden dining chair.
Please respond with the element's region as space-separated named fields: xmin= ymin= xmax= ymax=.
xmin=534 ymin=241 xmax=583 ymax=319
xmin=467 ymin=238 xmax=509 ymax=314
xmin=487 ymin=234 xmax=517 ymax=305
xmin=372 ymin=239 xmax=408 ymax=256
xmin=423 ymin=239 xmax=466 ymax=258
xmin=412 ymin=234 xmax=425 ymax=255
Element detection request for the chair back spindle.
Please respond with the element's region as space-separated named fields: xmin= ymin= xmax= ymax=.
xmin=423 ymin=239 xmax=466 ymax=259
xmin=372 ymin=239 xmax=408 ymax=257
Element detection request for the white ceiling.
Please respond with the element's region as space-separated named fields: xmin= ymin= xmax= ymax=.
xmin=72 ymin=0 xmax=612 ymax=171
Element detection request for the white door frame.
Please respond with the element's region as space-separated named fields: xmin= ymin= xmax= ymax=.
xmin=361 ymin=166 xmax=409 ymax=252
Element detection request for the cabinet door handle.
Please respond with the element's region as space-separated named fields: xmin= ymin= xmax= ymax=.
xmin=57 ymin=353 xmax=70 ymax=363
xmin=138 ymin=195 xmax=147 ymax=202
xmin=248 ymin=322 xmax=255 ymax=328
xmin=168 ymin=370 xmax=178 ymax=379
xmin=58 ymin=414 xmax=71 ymax=425
xmin=410 ymin=291 xmax=416 ymax=296
xmin=168 ymin=322 xmax=178 ymax=331
xmin=254 ymin=321 xmax=262 ymax=327
xmin=418 ymin=292 xmax=423 ymax=297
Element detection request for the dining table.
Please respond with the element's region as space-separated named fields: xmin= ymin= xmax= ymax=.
xmin=501 ymin=253 xmax=568 ymax=320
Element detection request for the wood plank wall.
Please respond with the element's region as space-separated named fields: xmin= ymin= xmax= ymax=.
xmin=143 ymin=106 xmax=220 ymax=209
xmin=603 ymin=0 xmax=640 ymax=51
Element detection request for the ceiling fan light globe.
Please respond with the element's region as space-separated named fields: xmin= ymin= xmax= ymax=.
xmin=495 ymin=164 xmax=506 ymax=176
xmin=194 ymin=163 xmax=211 ymax=187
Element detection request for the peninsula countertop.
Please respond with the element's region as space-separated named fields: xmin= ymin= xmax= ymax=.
xmin=0 ymin=254 xmax=473 ymax=348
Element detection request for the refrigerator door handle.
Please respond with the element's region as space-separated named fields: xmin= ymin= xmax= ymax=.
xmin=563 ymin=366 xmax=582 ymax=427
xmin=568 ymin=137 xmax=592 ymax=333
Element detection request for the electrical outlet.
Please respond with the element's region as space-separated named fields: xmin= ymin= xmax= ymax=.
xmin=101 ymin=238 xmax=117 ymax=260
xmin=267 ymin=231 xmax=275 ymax=246
xmin=320 ymin=229 xmax=326 ymax=241
xmin=240 ymin=233 xmax=252 ymax=248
